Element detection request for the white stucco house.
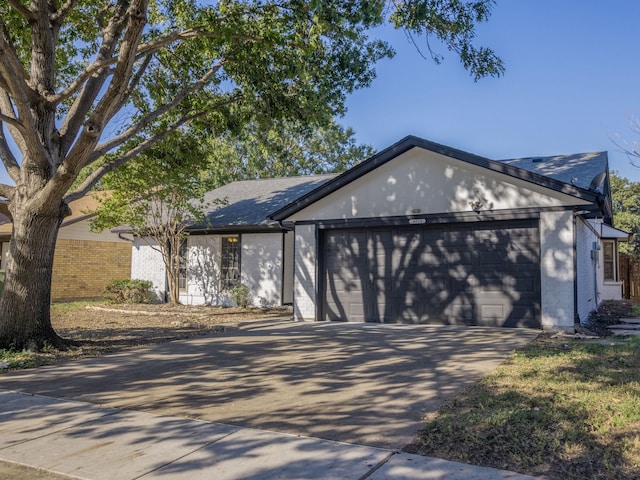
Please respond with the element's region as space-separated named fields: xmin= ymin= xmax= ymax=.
xmin=130 ymin=136 xmax=628 ymax=330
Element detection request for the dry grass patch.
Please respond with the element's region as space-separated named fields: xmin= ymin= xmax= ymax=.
xmin=1 ymin=302 xmax=292 ymax=370
xmin=410 ymin=335 xmax=640 ymax=480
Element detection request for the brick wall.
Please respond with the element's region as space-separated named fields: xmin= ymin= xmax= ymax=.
xmin=51 ymin=239 xmax=131 ymax=301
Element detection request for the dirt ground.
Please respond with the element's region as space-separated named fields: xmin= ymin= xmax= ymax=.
xmin=23 ymin=302 xmax=292 ymax=366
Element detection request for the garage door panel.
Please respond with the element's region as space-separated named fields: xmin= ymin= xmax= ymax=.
xmin=322 ymin=220 xmax=540 ymax=327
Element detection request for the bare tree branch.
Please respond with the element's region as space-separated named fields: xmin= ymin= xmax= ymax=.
xmin=58 ymin=0 xmax=131 ymax=156
xmin=89 ymin=64 xmax=224 ymax=161
xmin=0 ymin=128 xmax=21 ymax=183
xmin=65 ymin=110 xmax=211 ymax=201
xmin=51 ymin=0 xmax=80 ymax=25
xmin=60 ymin=0 xmax=149 ymax=180
xmin=0 ymin=183 xmax=16 ymax=200
xmin=0 ymin=20 xmax=36 ymax=112
xmin=0 ymin=89 xmax=27 ymax=157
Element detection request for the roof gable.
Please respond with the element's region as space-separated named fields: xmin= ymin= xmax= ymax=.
xmin=270 ymin=135 xmax=604 ymax=221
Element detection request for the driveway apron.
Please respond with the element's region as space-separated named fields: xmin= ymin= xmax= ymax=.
xmin=0 ymin=322 xmax=538 ymax=449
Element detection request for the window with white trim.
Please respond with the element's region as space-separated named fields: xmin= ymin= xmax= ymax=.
xmin=220 ymin=236 xmax=240 ymax=290
xmin=602 ymin=240 xmax=617 ymax=282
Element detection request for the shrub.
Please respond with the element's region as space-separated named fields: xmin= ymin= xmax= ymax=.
xmin=103 ymin=279 xmax=153 ymax=304
xmin=230 ymin=283 xmax=251 ymax=308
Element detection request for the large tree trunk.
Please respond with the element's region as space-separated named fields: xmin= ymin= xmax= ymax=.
xmin=0 ymin=201 xmax=67 ymax=351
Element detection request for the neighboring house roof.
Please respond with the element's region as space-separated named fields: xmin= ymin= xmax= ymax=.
xmin=270 ymin=135 xmax=607 ymax=222
xmin=187 ymin=174 xmax=337 ymax=232
xmin=0 ymin=193 xmax=104 ymax=236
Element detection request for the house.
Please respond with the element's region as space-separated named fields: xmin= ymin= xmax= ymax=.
xmin=132 ymin=136 xmax=628 ymax=330
xmin=0 ymin=194 xmax=132 ymax=301
xmin=130 ymin=175 xmax=335 ymax=306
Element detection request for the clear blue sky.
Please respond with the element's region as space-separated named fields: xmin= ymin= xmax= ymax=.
xmin=341 ymin=1 xmax=640 ymax=182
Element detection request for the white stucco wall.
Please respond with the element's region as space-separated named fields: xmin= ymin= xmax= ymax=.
xmin=293 ymin=224 xmax=317 ymax=321
xmin=131 ymin=237 xmax=166 ymax=302
xmin=540 ymin=211 xmax=575 ymax=329
xmin=177 ymin=233 xmax=284 ymax=307
xmin=282 ymin=231 xmax=295 ymax=304
xmin=181 ymin=235 xmax=226 ymax=306
xmin=576 ymin=217 xmax=598 ymax=323
xmin=288 ymin=148 xmax=589 ymax=222
xmin=241 ymin=233 xmax=283 ymax=307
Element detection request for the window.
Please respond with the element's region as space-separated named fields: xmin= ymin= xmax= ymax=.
xmin=178 ymin=240 xmax=188 ymax=291
xmin=220 ymin=236 xmax=240 ymax=290
xmin=602 ymin=240 xmax=617 ymax=282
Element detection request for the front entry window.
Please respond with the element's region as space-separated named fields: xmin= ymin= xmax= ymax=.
xmin=221 ymin=236 xmax=240 ymax=290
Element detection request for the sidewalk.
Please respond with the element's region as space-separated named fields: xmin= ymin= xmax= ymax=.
xmin=0 ymin=390 xmax=543 ymax=480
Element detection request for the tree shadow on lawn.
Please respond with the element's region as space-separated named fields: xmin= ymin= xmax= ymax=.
xmin=410 ymin=338 xmax=640 ymax=480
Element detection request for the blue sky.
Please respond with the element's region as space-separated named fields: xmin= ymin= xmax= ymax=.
xmin=341 ymin=1 xmax=640 ymax=182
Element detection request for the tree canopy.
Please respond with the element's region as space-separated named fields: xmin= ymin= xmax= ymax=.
xmin=610 ymin=172 xmax=640 ymax=258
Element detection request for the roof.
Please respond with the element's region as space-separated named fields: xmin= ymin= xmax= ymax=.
xmin=188 ymin=175 xmax=336 ymax=231
xmin=496 ymin=152 xmax=609 ymax=193
xmin=0 ymin=193 xmax=104 ymax=236
xmin=270 ymin=135 xmax=605 ymax=222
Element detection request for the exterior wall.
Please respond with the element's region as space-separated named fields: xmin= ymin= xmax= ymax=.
xmin=241 ymin=233 xmax=283 ymax=307
xmin=575 ymin=217 xmax=598 ymax=323
xmin=282 ymin=231 xmax=295 ymax=304
xmin=181 ymin=235 xmax=224 ymax=306
xmin=174 ymin=233 xmax=284 ymax=307
xmin=293 ymin=224 xmax=317 ymax=321
xmin=51 ymin=239 xmax=131 ymax=301
xmin=131 ymin=238 xmax=166 ymax=302
xmin=288 ymin=148 xmax=589 ymax=222
xmin=540 ymin=211 xmax=575 ymax=330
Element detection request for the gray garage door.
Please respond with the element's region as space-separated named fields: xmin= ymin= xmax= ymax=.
xmin=322 ymin=219 xmax=540 ymax=327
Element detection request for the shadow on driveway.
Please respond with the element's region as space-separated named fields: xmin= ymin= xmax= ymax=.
xmin=0 ymin=322 xmax=539 ymax=449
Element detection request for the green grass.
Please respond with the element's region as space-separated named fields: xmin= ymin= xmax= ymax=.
xmin=413 ymin=336 xmax=640 ymax=479
xmin=49 ymin=300 xmax=102 ymax=314
xmin=631 ymin=304 xmax=640 ymax=316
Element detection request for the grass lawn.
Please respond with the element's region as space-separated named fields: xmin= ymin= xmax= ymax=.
xmin=411 ymin=335 xmax=640 ymax=480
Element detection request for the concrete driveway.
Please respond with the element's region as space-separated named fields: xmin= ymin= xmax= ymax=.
xmin=0 ymin=322 xmax=538 ymax=449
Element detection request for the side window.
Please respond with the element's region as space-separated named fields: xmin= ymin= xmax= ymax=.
xmin=220 ymin=236 xmax=240 ymax=290
xmin=178 ymin=239 xmax=188 ymax=291
xmin=602 ymin=240 xmax=617 ymax=282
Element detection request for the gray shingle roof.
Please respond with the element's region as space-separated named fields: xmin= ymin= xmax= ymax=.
xmin=189 ymin=174 xmax=336 ymax=230
xmin=496 ymin=152 xmax=609 ymax=192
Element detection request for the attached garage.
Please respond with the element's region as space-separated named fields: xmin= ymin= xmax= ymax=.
xmin=322 ymin=219 xmax=541 ymax=327
xmin=270 ymin=136 xmax=618 ymax=331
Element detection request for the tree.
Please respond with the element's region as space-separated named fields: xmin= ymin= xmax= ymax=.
xmin=0 ymin=0 xmax=503 ymax=350
xmin=91 ymin=132 xmax=216 ymax=304
xmin=212 ymin=119 xmax=376 ymax=182
xmin=610 ymin=172 xmax=640 ymax=258
xmin=92 ymin=119 xmax=372 ymax=305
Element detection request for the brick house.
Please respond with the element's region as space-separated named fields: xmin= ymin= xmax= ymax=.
xmin=0 ymin=194 xmax=131 ymax=301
